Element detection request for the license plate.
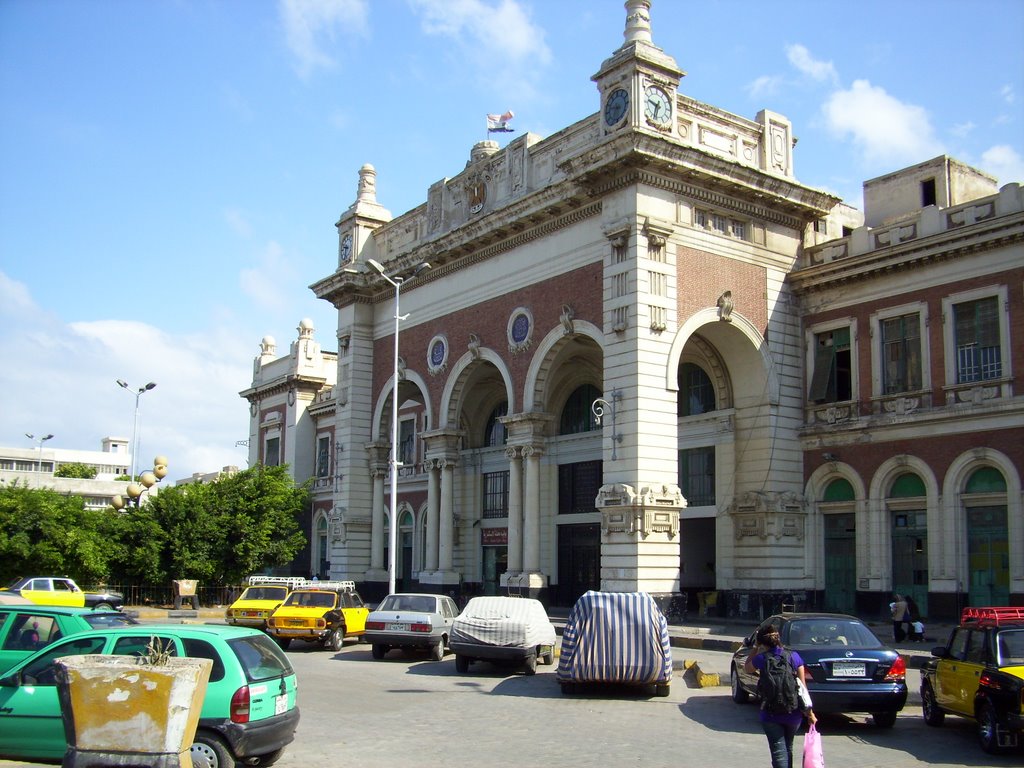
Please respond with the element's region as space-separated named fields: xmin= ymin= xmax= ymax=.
xmin=832 ymin=662 xmax=866 ymax=677
xmin=275 ymin=694 xmax=288 ymax=715
xmin=386 ymin=622 xmax=409 ymax=632
xmin=243 ymin=611 xmax=258 ymax=617
xmin=288 ymin=620 xmax=305 ymax=626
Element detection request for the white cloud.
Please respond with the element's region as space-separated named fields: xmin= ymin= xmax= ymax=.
xmin=223 ymin=207 xmax=252 ymax=238
xmin=0 ymin=271 xmax=36 ymax=316
xmin=1000 ymin=84 xmax=1015 ymax=104
xmin=746 ymin=75 xmax=782 ymax=99
xmin=980 ymin=145 xmax=1024 ymax=185
xmin=280 ymin=0 xmax=368 ymax=78
xmin=240 ymin=241 xmax=294 ymax=311
xmin=408 ymin=0 xmax=551 ymax=98
xmin=950 ymin=121 xmax=976 ymax=139
xmin=0 ymin=273 xmax=252 ymax=480
xmin=786 ymin=44 xmax=837 ymax=84
xmin=823 ymin=80 xmax=943 ymax=167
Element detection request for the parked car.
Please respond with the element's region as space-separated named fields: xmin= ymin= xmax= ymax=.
xmin=1 ymin=576 xmax=123 ymax=610
xmin=0 ymin=604 xmax=138 ymax=675
xmin=265 ymin=580 xmax=368 ymax=651
xmin=365 ymin=593 xmax=461 ymax=661
xmin=450 ymin=596 xmax=556 ymax=676
xmin=0 ymin=624 xmax=299 ymax=768
xmin=226 ymin=576 xmax=306 ymax=631
xmin=921 ymin=606 xmax=1024 ymax=754
xmin=730 ymin=612 xmax=908 ymax=727
xmin=556 ymin=591 xmax=673 ymax=696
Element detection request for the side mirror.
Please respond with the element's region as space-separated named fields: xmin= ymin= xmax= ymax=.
xmin=743 ymin=636 xmax=754 ymax=648
xmin=0 ymin=672 xmax=18 ymax=687
xmin=930 ymin=646 xmax=947 ymax=658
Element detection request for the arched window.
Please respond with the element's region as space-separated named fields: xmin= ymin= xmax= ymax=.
xmin=559 ymin=384 xmax=600 ymax=435
xmin=965 ymin=466 xmax=1007 ymax=493
xmin=485 ymin=402 xmax=508 ymax=446
xmin=678 ymin=363 xmax=715 ymax=416
xmin=889 ymin=473 xmax=926 ymax=498
xmin=823 ymin=478 xmax=855 ymax=502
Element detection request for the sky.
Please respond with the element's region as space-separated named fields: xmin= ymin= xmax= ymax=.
xmin=2 ymin=0 xmax=1022 ymax=482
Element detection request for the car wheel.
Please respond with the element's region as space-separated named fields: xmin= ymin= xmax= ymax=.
xmin=275 ymin=637 xmax=290 ymax=651
xmin=455 ymin=654 xmax=469 ymax=673
xmin=655 ymin=682 xmax=671 ymax=697
xmin=93 ymin=602 xmax=114 ymax=611
xmin=921 ymin=682 xmax=944 ymax=726
xmin=730 ymin=666 xmax=750 ymax=703
xmin=371 ymin=643 xmax=387 ymax=660
xmin=524 ymin=653 xmax=537 ymax=675
xmin=978 ymin=701 xmax=1004 ymax=754
xmin=431 ymin=641 xmax=444 ymax=661
xmin=190 ymin=733 xmax=235 ymax=768
xmin=540 ymin=648 xmax=554 ymax=665
xmin=326 ymin=628 xmax=344 ymax=652
xmin=871 ymin=711 xmax=897 ymax=728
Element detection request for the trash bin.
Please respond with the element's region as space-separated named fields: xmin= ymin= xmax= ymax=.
xmin=173 ymin=579 xmax=199 ymax=610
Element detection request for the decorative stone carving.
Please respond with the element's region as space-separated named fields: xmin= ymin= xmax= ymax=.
xmin=467 ymin=333 xmax=481 ymax=359
xmin=731 ymin=491 xmax=806 ymax=541
xmin=717 ymin=290 xmax=734 ymax=322
xmin=560 ymin=304 xmax=575 ymax=336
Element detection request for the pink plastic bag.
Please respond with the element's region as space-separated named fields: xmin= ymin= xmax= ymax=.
xmin=803 ymin=723 xmax=824 ymax=768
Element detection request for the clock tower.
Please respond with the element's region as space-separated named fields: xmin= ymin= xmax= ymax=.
xmin=335 ymin=163 xmax=392 ymax=267
xmin=593 ymin=0 xmax=683 ymax=136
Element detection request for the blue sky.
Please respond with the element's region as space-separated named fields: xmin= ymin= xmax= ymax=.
xmin=2 ymin=0 xmax=1022 ymax=481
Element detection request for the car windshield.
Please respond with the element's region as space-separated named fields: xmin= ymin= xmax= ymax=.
xmin=379 ymin=595 xmax=435 ymax=613
xmin=240 ymin=587 xmax=288 ymax=601
xmin=283 ymin=591 xmax=336 ymax=608
xmin=785 ymin=619 xmax=882 ymax=648
xmin=229 ymin=634 xmax=295 ymax=682
xmin=998 ymin=629 xmax=1024 ymax=665
xmin=84 ymin=612 xmax=138 ymax=628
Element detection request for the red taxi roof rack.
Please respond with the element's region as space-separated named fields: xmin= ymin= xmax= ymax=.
xmin=961 ymin=606 xmax=1024 ymax=626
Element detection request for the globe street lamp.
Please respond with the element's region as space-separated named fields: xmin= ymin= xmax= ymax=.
xmin=111 ymin=455 xmax=169 ymax=510
xmin=25 ymin=432 xmax=54 ymax=475
xmin=116 ymin=379 xmax=156 ymax=480
xmin=367 ymin=258 xmax=431 ymax=596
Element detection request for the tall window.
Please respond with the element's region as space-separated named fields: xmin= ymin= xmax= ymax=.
xmin=482 ymin=471 xmax=509 ymax=518
xmin=398 ymin=419 xmax=415 ymax=466
xmin=316 ymin=436 xmax=330 ymax=478
xmin=881 ymin=314 xmax=921 ymax=394
xmin=264 ymin=436 xmax=280 ymax=467
xmin=558 ymin=461 xmax=602 ymax=515
xmin=678 ymin=363 xmax=715 ymax=416
xmin=679 ymin=447 xmax=715 ymax=506
xmin=559 ymin=384 xmax=600 ymax=435
xmin=485 ymin=402 xmax=508 ymax=446
xmin=809 ymin=327 xmax=852 ymax=403
xmin=954 ymin=297 xmax=1001 ymax=383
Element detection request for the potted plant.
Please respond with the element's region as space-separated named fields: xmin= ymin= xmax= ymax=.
xmin=55 ymin=637 xmax=212 ymax=767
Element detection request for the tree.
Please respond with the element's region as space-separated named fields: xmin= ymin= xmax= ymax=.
xmin=54 ymin=462 xmax=98 ymax=479
xmin=0 ymin=483 xmax=109 ymax=584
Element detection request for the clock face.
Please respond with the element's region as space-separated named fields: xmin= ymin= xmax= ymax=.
xmin=340 ymin=233 xmax=352 ymax=261
xmin=644 ymin=85 xmax=671 ymax=127
xmin=604 ymin=88 xmax=629 ymax=126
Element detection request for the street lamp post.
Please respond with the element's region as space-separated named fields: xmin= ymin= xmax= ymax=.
xmin=111 ymin=456 xmax=169 ymax=511
xmin=116 ymin=379 xmax=156 ymax=480
xmin=367 ymin=258 xmax=431 ymax=596
xmin=25 ymin=432 xmax=54 ymax=475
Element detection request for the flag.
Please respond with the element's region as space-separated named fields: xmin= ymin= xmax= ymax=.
xmin=487 ymin=110 xmax=515 ymax=133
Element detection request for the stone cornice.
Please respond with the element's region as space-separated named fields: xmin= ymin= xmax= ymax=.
xmin=239 ymin=373 xmax=329 ymax=402
xmin=790 ymin=214 xmax=1024 ymax=294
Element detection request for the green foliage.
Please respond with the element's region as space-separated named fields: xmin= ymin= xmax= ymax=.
xmin=0 ymin=466 xmax=308 ymax=589
xmin=53 ymin=462 xmax=98 ymax=479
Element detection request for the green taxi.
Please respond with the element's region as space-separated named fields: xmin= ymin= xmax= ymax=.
xmin=0 ymin=624 xmax=299 ymax=768
xmin=0 ymin=605 xmax=137 ymax=674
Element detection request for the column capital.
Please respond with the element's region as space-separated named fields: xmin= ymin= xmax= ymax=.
xmin=521 ymin=444 xmax=546 ymax=459
xmin=505 ymin=446 xmax=522 ymax=460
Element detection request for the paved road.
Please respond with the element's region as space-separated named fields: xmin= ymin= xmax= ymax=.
xmin=1 ymin=631 xmax=1014 ymax=768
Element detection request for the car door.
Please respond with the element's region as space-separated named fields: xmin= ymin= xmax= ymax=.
xmin=0 ymin=634 xmax=109 ymax=761
xmin=950 ymin=628 xmax=988 ymax=715
xmin=934 ymin=627 xmax=969 ymax=712
xmin=0 ymin=611 xmax=62 ymax=673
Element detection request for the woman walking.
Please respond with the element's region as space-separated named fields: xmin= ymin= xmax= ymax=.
xmin=890 ymin=594 xmax=909 ymax=643
xmin=744 ymin=622 xmax=816 ymax=768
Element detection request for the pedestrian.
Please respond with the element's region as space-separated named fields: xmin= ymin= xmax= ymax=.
xmin=889 ymin=594 xmax=908 ymax=643
xmin=744 ymin=622 xmax=816 ymax=768
xmin=909 ymin=620 xmax=925 ymax=642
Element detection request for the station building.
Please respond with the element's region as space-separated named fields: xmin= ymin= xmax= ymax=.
xmin=241 ymin=1 xmax=1023 ymax=619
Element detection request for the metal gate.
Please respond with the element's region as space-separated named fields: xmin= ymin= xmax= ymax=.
xmin=967 ymin=505 xmax=1009 ymax=606
xmin=824 ymin=512 xmax=856 ymax=614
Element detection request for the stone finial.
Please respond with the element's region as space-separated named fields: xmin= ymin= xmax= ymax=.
xmin=357 ymin=163 xmax=377 ymax=203
xmin=717 ymin=291 xmax=734 ymax=322
xmin=297 ymin=318 xmax=314 ymax=339
xmin=623 ymin=0 xmax=653 ymax=45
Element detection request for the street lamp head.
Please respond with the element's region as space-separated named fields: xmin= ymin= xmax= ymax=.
xmin=116 ymin=379 xmax=129 ymax=389
xmin=366 ymin=259 xmax=386 ymax=276
xmin=143 ymin=382 xmax=157 ymax=392
xmin=43 ymin=434 xmax=53 ymax=441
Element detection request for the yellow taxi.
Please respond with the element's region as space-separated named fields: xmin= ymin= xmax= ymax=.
xmin=225 ymin=576 xmax=305 ymax=630
xmin=266 ymin=580 xmax=368 ymax=651
xmin=2 ymin=577 xmax=123 ymax=610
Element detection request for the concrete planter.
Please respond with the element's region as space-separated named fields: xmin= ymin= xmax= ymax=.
xmin=55 ymin=654 xmax=212 ymax=768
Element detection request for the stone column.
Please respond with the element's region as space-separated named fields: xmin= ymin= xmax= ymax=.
xmin=439 ymin=459 xmax=456 ymax=572
xmin=426 ymin=459 xmax=440 ymax=572
xmin=505 ymin=447 xmax=523 ymax=573
xmin=370 ymin=468 xmax=386 ymax=571
xmin=522 ymin=445 xmax=543 ymax=573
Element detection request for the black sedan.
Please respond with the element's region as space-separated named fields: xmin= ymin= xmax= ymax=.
xmin=730 ymin=612 xmax=908 ymax=727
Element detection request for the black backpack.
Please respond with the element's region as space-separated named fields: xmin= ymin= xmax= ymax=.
xmin=757 ymin=649 xmax=800 ymax=714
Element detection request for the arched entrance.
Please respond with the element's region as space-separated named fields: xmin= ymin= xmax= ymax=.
xmin=822 ymin=478 xmax=856 ymax=615
xmin=964 ymin=467 xmax=1009 ymax=606
xmin=888 ymin=472 xmax=929 ymax=617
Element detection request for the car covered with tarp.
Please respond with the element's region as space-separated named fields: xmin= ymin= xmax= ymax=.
xmin=450 ymin=596 xmax=556 ymax=676
xmin=556 ymin=591 xmax=672 ymax=696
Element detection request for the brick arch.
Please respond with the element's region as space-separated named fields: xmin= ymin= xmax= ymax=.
xmin=371 ymin=370 xmax=433 ymax=442
xmin=439 ymin=348 xmax=514 ymax=440
xmin=524 ymin=320 xmax=603 ymax=413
